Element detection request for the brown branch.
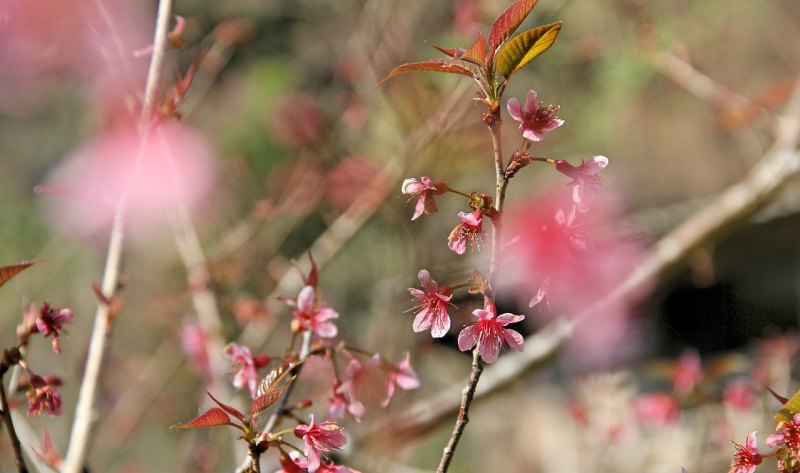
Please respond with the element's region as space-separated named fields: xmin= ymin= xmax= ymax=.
xmin=0 ymin=375 xmax=27 ymax=473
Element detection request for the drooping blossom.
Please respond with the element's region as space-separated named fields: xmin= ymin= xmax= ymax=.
xmin=729 ymin=431 xmax=762 ymax=473
xmin=401 ymin=177 xmax=440 ymax=220
xmin=381 ymin=353 xmax=420 ymax=406
xmin=26 ymin=374 xmax=62 ymax=417
xmin=33 ymin=430 xmax=62 ymax=469
xmin=766 ymin=413 xmax=800 ymax=451
xmin=224 ymin=343 xmax=269 ymax=398
xmin=407 ymin=269 xmax=456 ymax=338
xmin=631 ymin=392 xmax=679 ymax=426
xmin=288 ymin=285 xmax=339 ymax=338
xmin=335 ymin=355 xmax=382 ymax=421
xmin=278 ymin=451 xmax=361 ymax=473
xmin=180 ymin=320 xmax=210 ymax=378
xmin=26 ymin=302 xmax=74 ymax=354
xmin=447 ymin=210 xmax=484 ymax=255
xmin=506 ymin=89 xmax=564 ymax=142
xmin=672 ymin=348 xmax=703 ymax=394
xmin=457 ymin=298 xmax=524 ymax=364
xmin=555 ymin=155 xmax=609 ymax=212
xmin=328 ymin=381 xmax=348 ymax=420
xmin=294 ymin=415 xmax=347 ymax=473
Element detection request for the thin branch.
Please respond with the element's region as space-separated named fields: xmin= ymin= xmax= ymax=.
xmin=62 ymin=1 xmax=174 ymax=472
xmin=0 ymin=377 xmax=27 ymax=473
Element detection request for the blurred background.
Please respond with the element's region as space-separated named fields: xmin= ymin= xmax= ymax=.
xmin=1 ymin=0 xmax=800 ymax=471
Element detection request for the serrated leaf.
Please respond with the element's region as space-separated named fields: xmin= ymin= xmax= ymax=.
xmin=0 ymin=260 xmax=36 ymax=289
xmin=464 ymin=33 xmax=487 ymax=65
xmin=488 ymin=0 xmax=539 ymax=60
xmin=207 ymin=391 xmax=246 ymax=422
xmin=774 ymin=388 xmax=800 ymax=425
xmin=378 ymin=61 xmax=475 ymax=86
xmin=423 ymin=40 xmax=464 ymax=59
xmin=496 ymin=21 xmax=562 ymax=78
xmin=250 ymin=378 xmax=293 ymax=418
xmin=171 ymin=407 xmax=232 ymax=430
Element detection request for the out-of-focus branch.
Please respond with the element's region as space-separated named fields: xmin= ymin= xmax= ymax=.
xmin=62 ymin=1 xmax=174 ymax=472
xmin=362 ymin=76 xmax=800 ymax=446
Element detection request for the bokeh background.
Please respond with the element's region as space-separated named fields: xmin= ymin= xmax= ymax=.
xmin=2 ymin=0 xmax=800 ymax=471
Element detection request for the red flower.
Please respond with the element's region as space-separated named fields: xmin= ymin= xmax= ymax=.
xmin=401 ymin=177 xmax=440 ymax=220
xmin=381 ymin=353 xmax=420 ymax=407
xmin=294 ymin=415 xmax=347 ymax=473
xmin=288 ymin=286 xmax=339 ymax=338
xmin=506 ymin=89 xmax=564 ymax=142
xmin=407 ymin=269 xmax=456 ymax=338
xmin=447 ymin=210 xmax=484 ymax=255
xmin=26 ymin=374 xmax=62 ymax=417
xmin=457 ymin=299 xmax=524 ymax=363
xmin=28 ymin=302 xmax=74 ymax=354
xmin=729 ymin=431 xmax=762 ymax=473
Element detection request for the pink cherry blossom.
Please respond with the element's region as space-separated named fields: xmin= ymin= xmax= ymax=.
xmin=381 ymin=353 xmax=420 ymax=407
xmin=224 ymin=343 xmax=259 ymax=397
xmin=457 ymin=299 xmax=524 ymax=364
xmin=729 ymin=431 xmax=762 ymax=473
xmin=672 ymin=348 xmax=703 ymax=394
xmin=180 ymin=320 xmax=210 ymax=378
xmin=723 ymin=379 xmax=756 ymax=411
xmin=26 ymin=374 xmax=62 ymax=417
xmin=766 ymin=413 xmax=800 ymax=451
xmin=447 ymin=210 xmax=484 ymax=255
xmin=506 ymin=89 xmax=564 ymax=142
xmin=407 ymin=269 xmax=456 ymax=338
xmin=29 ymin=302 xmax=74 ymax=354
xmin=631 ymin=392 xmax=679 ymax=426
xmin=401 ymin=177 xmax=439 ymax=220
xmin=555 ymin=155 xmax=609 ymax=212
xmin=335 ymin=355 xmax=382 ymax=421
xmin=288 ymin=285 xmax=339 ymax=338
xmin=294 ymin=415 xmax=347 ymax=473
xmin=278 ymin=451 xmax=360 ymax=473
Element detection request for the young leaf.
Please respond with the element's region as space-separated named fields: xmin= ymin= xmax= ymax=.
xmin=0 ymin=260 xmax=36 ymax=289
xmin=464 ymin=33 xmax=487 ymax=65
xmin=171 ymin=407 xmax=233 ymax=430
xmin=495 ymin=21 xmax=562 ymax=78
xmin=250 ymin=378 xmax=294 ymax=418
xmin=423 ymin=41 xmax=466 ymax=59
xmin=774 ymin=388 xmax=800 ymax=425
xmin=207 ymin=391 xmax=246 ymax=422
xmin=305 ymin=252 xmax=318 ymax=288
xmin=378 ymin=61 xmax=475 ymax=86
xmin=488 ymin=0 xmax=539 ymax=60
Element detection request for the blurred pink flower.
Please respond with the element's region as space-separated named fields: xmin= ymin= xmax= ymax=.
xmin=458 ymin=298 xmax=524 ymax=364
xmin=288 ymin=286 xmax=339 ymax=338
xmin=631 ymin=392 xmax=679 ymax=426
xmin=506 ymin=89 xmax=564 ymax=142
xmin=181 ymin=320 xmax=210 ymax=378
xmin=327 ymin=156 xmax=383 ymax=213
xmin=407 ymin=269 xmax=456 ymax=338
xmin=401 ymin=177 xmax=439 ymax=220
xmin=381 ymin=353 xmax=420 ymax=406
xmin=723 ymin=379 xmax=757 ymax=411
xmin=224 ymin=343 xmax=259 ymax=397
xmin=555 ymin=155 xmax=609 ymax=212
xmin=279 ymin=451 xmax=360 ymax=473
xmin=41 ymin=122 xmax=218 ymax=239
xmin=266 ymin=93 xmax=324 ymax=147
xmin=33 ymin=429 xmax=62 ymax=469
xmin=335 ymin=355 xmax=382 ymax=421
xmin=448 ymin=210 xmax=484 ymax=255
xmin=729 ymin=431 xmax=761 ymax=473
xmin=294 ymin=415 xmax=347 ymax=473
xmin=672 ymin=348 xmax=703 ymax=394
xmin=26 ymin=374 xmax=62 ymax=417
xmin=28 ymin=302 xmax=74 ymax=354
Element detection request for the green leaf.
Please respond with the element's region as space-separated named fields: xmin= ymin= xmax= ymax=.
xmin=488 ymin=0 xmax=539 ymax=60
xmin=775 ymin=388 xmax=800 ymax=425
xmin=171 ymin=408 xmax=233 ymax=430
xmin=378 ymin=60 xmax=475 ymax=86
xmin=495 ymin=21 xmax=562 ymax=78
xmin=0 ymin=260 xmax=36 ymax=289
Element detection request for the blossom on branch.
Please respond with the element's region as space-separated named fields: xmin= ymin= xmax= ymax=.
xmin=401 ymin=176 xmax=442 ymax=220
xmin=25 ymin=302 xmax=74 ymax=354
xmin=288 ymin=285 xmax=339 ymax=339
xmin=448 ymin=210 xmax=484 ymax=255
xmin=729 ymin=431 xmax=761 ymax=473
xmin=294 ymin=415 xmax=347 ymax=473
xmin=26 ymin=374 xmax=62 ymax=417
xmin=506 ymin=89 xmax=564 ymax=142
xmin=381 ymin=352 xmax=420 ymax=406
xmin=555 ymin=155 xmax=609 ymax=212
xmin=407 ymin=269 xmax=456 ymax=338
xmin=457 ymin=299 xmax=524 ymax=363
xmin=224 ymin=343 xmax=269 ymax=397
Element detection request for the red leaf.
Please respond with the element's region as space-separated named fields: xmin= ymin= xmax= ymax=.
xmin=378 ymin=61 xmax=475 ymax=86
xmin=0 ymin=260 xmax=36 ymax=289
xmin=488 ymin=0 xmax=539 ymax=61
xmin=171 ymin=407 xmax=233 ymax=430
xmin=207 ymin=391 xmax=246 ymax=422
xmin=423 ymin=40 xmax=465 ymax=59
xmin=250 ymin=378 xmax=293 ymax=418
xmin=464 ymin=33 xmax=487 ymax=65
xmin=305 ymin=252 xmax=318 ymax=288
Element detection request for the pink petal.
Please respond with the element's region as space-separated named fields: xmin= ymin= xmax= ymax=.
xmin=401 ymin=178 xmax=423 ymax=194
xmin=496 ymin=313 xmax=525 ymax=326
xmin=458 ymin=211 xmax=481 ymax=226
xmin=408 ymin=288 xmax=426 ymax=299
xmin=479 ymin=336 xmax=500 ymax=363
xmin=418 ymin=270 xmax=437 ymax=293
xmin=448 ymin=235 xmax=467 ymax=255
xmin=502 ymin=328 xmax=525 ymax=351
xmin=316 ymin=307 xmax=339 ymax=321
xmin=582 ymin=155 xmax=609 ymax=175
xmin=523 ymin=89 xmax=539 ymax=115
xmin=412 ymin=309 xmax=433 ymax=332
xmin=745 ymin=431 xmax=758 ymax=451
xmin=522 ymin=128 xmax=544 ymax=142
xmin=297 ymin=286 xmax=316 ymax=311
xmin=540 ymin=117 xmax=565 ymax=131
xmin=506 ymin=98 xmax=523 ymax=122
xmin=429 ymin=310 xmax=450 ymax=338
xmin=411 ymin=198 xmax=426 ymax=220
xmin=472 ymin=308 xmax=493 ymax=321
xmin=316 ymin=321 xmax=338 ymax=338
xmin=457 ymin=326 xmax=477 ymax=351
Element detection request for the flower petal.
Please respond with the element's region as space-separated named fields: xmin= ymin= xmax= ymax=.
xmin=457 ymin=325 xmax=477 ymax=351
xmin=502 ymin=328 xmax=525 ymax=351
xmin=506 ymin=97 xmax=522 ymax=121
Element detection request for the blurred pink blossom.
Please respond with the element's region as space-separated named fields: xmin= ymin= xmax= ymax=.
xmin=327 ymin=156 xmax=383 ymax=212
xmin=631 ymin=392 xmax=679 ymax=426
xmin=335 ymin=355 xmax=383 ymax=421
xmin=506 ymin=89 xmax=564 ymax=142
xmin=26 ymin=374 xmax=62 ymax=417
xmin=555 ymin=155 xmax=609 ymax=212
xmin=266 ymin=93 xmax=324 ymax=147
xmin=381 ymin=353 xmax=420 ymax=406
xmin=672 ymin=348 xmax=703 ymax=394
xmin=407 ymin=269 xmax=456 ymax=338
xmin=457 ymin=298 xmax=525 ymax=364
xmin=180 ymin=320 xmax=211 ymax=378
xmin=41 ymin=122 xmax=218 ymax=239
xmin=224 ymin=343 xmax=262 ymax=397
xmin=24 ymin=302 xmax=74 ymax=354
xmin=723 ymin=379 xmax=757 ymax=411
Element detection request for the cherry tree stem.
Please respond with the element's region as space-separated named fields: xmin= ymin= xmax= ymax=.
xmin=0 ymin=374 xmax=27 ymax=473
xmin=437 ymin=108 xmax=506 ymax=472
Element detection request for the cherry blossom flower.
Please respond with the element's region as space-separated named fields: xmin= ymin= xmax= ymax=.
xmin=448 ymin=210 xmax=484 ymax=255
xmin=401 ymin=177 xmax=440 ymax=220
xmin=278 ymin=451 xmax=360 ymax=473
xmin=457 ymin=299 xmax=524 ymax=363
xmin=294 ymin=415 xmax=347 ymax=473
xmin=180 ymin=320 xmax=210 ymax=378
xmin=328 ymin=381 xmax=348 ymax=420
xmin=672 ymin=348 xmax=703 ymax=394
xmin=555 ymin=155 xmax=609 ymax=212
xmin=506 ymin=89 xmax=564 ymax=142
xmin=631 ymin=392 xmax=679 ymax=426
xmin=288 ymin=285 xmax=339 ymax=338
xmin=28 ymin=302 xmax=74 ymax=354
xmin=407 ymin=269 xmax=456 ymax=338
xmin=335 ymin=355 xmax=381 ymax=421
xmin=729 ymin=431 xmax=762 ymax=473
xmin=766 ymin=413 xmax=800 ymax=452
xmin=224 ymin=343 xmax=268 ymax=397
xmin=723 ymin=379 xmax=757 ymax=411
xmin=26 ymin=374 xmax=62 ymax=417
xmin=381 ymin=353 xmax=420 ymax=406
